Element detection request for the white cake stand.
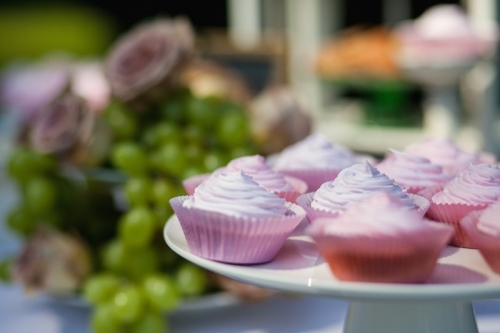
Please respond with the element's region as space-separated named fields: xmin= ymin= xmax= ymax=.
xmin=164 ymin=216 xmax=500 ymax=333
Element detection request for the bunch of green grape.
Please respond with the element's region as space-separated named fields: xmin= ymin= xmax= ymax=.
xmin=84 ymin=89 xmax=256 ymax=333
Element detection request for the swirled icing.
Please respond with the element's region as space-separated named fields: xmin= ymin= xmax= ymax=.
xmin=182 ymin=171 xmax=289 ymax=218
xmin=273 ymin=133 xmax=358 ymax=170
xmin=377 ymin=149 xmax=453 ymax=188
xmin=433 ymin=163 xmax=500 ymax=205
xmin=311 ymin=162 xmax=416 ymax=213
xmin=224 ymin=155 xmax=293 ymax=192
xmin=315 ymin=194 xmax=427 ymax=236
xmin=477 ymin=201 xmax=500 ymax=236
xmin=405 ymin=138 xmax=480 ymax=174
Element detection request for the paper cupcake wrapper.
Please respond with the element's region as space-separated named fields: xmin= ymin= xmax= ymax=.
xmin=182 ymin=173 xmax=211 ymax=195
xmin=296 ymin=192 xmax=429 ymax=223
xmin=295 ymin=192 xmax=340 ymax=224
xmin=278 ymin=169 xmax=342 ymax=192
xmin=308 ymin=220 xmax=453 ymax=283
xmin=170 ymin=196 xmax=306 ymax=264
xmin=427 ymin=199 xmax=488 ymax=248
xmin=460 ymin=211 xmax=500 ymax=273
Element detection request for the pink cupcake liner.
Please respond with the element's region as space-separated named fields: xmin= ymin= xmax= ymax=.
xmin=460 ymin=211 xmax=500 ymax=273
xmin=296 ymin=192 xmax=429 ymax=224
xmin=278 ymin=169 xmax=342 ymax=192
xmin=427 ymin=200 xmax=488 ymax=248
xmin=170 ymin=196 xmax=306 ymax=264
xmin=182 ymin=173 xmax=211 ymax=195
xmin=295 ymin=192 xmax=340 ymax=224
xmin=308 ymin=220 xmax=453 ymax=283
xmin=275 ymin=176 xmax=308 ymax=203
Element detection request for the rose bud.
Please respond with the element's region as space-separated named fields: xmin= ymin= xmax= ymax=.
xmin=29 ymin=93 xmax=110 ymax=166
xmin=12 ymin=227 xmax=92 ymax=296
xmin=105 ymin=17 xmax=195 ymax=104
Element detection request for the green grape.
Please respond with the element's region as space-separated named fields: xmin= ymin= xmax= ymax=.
xmin=24 ymin=177 xmax=56 ymax=214
xmin=151 ymin=142 xmax=186 ymax=176
xmin=0 ymin=258 xmax=12 ymax=282
xmin=175 ymin=262 xmax=207 ymax=297
xmin=182 ymin=166 xmax=207 ymax=180
xmin=184 ymin=143 xmax=204 ymax=163
xmin=143 ymin=274 xmax=179 ymax=311
xmin=91 ymin=304 xmax=121 ymax=333
xmin=118 ymin=207 xmax=156 ymax=248
xmin=151 ymin=179 xmax=177 ymax=206
xmin=104 ymin=101 xmax=138 ymax=140
xmin=160 ymin=97 xmax=185 ymax=123
xmin=83 ymin=274 xmax=121 ymax=305
xmin=125 ymin=177 xmax=152 ymax=206
xmin=130 ymin=312 xmax=166 ymax=333
xmin=154 ymin=205 xmax=173 ymax=228
xmin=101 ymin=240 xmax=128 ymax=272
xmin=112 ymin=285 xmax=145 ymax=324
xmin=7 ymin=206 xmax=36 ymax=236
xmin=142 ymin=122 xmax=182 ymax=148
xmin=7 ymin=149 xmax=38 ymax=182
xmin=186 ymin=97 xmax=217 ymax=128
xmin=217 ymin=112 xmax=250 ymax=149
xmin=124 ymin=247 xmax=159 ymax=281
xmin=230 ymin=146 xmax=256 ymax=159
xmin=204 ymin=151 xmax=229 ymax=172
xmin=111 ymin=142 xmax=148 ymax=175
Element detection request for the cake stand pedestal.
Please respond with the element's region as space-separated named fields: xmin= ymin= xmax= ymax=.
xmin=165 ymin=216 xmax=500 ymax=333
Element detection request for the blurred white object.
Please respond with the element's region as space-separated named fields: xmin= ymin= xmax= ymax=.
xmin=71 ymin=61 xmax=110 ymax=113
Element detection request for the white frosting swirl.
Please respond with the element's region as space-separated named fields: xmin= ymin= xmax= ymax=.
xmin=405 ymin=138 xmax=480 ymax=174
xmin=477 ymin=201 xmax=500 ymax=236
xmin=273 ymin=133 xmax=358 ymax=170
xmin=224 ymin=155 xmax=293 ymax=192
xmin=316 ymin=194 xmax=427 ymax=236
xmin=182 ymin=171 xmax=289 ymax=218
xmin=433 ymin=163 xmax=500 ymax=205
xmin=377 ymin=149 xmax=453 ymax=188
xmin=311 ymin=162 xmax=416 ymax=213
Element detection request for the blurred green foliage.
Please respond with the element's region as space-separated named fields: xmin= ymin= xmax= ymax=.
xmin=0 ymin=4 xmax=116 ymax=66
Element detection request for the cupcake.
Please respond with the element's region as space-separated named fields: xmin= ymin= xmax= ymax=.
xmin=427 ymin=163 xmax=500 ymax=248
xmin=272 ymin=133 xmax=373 ymax=191
xmin=405 ymin=138 xmax=482 ymax=175
xmin=170 ymin=171 xmax=306 ymax=264
xmin=307 ymin=193 xmax=453 ymax=283
xmin=461 ymin=201 xmax=500 ymax=273
xmin=376 ymin=149 xmax=453 ymax=195
xmin=182 ymin=155 xmax=308 ymax=202
xmin=296 ymin=162 xmax=429 ymax=223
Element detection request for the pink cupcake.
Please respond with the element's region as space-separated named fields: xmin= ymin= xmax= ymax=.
xmin=308 ymin=193 xmax=453 ymax=283
xmin=272 ymin=133 xmax=373 ymax=191
xmin=377 ymin=149 xmax=453 ymax=194
xmin=170 ymin=171 xmax=306 ymax=264
xmin=405 ymin=138 xmax=483 ymax=175
xmin=461 ymin=201 xmax=500 ymax=273
xmin=182 ymin=155 xmax=308 ymax=202
xmin=428 ymin=163 xmax=500 ymax=248
xmin=296 ymin=162 xmax=429 ymax=223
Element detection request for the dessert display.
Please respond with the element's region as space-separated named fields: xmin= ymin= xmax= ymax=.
xmin=272 ymin=133 xmax=371 ymax=191
xmin=461 ymin=201 xmax=500 ymax=273
xmin=170 ymin=171 xmax=306 ymax=264
xmin=296 ymin=162 xmax=429 ymax=223
xmin=183 ymin=154 xmax=308 ymax=203
xmin=376 ymin=149 xmax=453 ymax=194
xmin=427 ymin=163 xmax=500 ymax=248
xmin=307 ymin=194 xmax=453 ymax=283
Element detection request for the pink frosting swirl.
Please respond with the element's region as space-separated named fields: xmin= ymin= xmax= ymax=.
xmin=312 ymin=194 xmax=428 ymax=237
xmin=273 ymin=133 xmax=358 ymax=170
xmin=405 ymin=138 xmax=480 ymax=174
xmin=377 ymin=149 xmax=453 ymax=189
xmin=311 ymin=162 xmax=416 ymax=214
xmin=477 ymin=201 xmax=500 ymax=236
xmin=433 ymin=163 xmax=500 ymax=205
xmin=183 ymin=171 xmax=289 ymax=218
xmin=224 ymin=155 xmax=293 ymax=192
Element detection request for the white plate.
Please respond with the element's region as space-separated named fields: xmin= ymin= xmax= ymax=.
xmin=164 ymin=215 xmax=500 ymax=302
